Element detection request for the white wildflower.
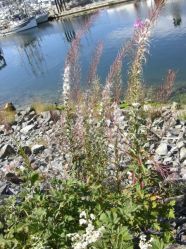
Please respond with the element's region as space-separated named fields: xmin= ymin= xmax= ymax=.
xmin=80 ymin=211 xmax=87 ymax=218
xmin=132 ymin=102 xmax=141 ymax=108
xmin=62 ymin=64 xmax=70 ymax=105
xmin=68 ymin=212 xmax=105 ymax=249
xmin=90 ymin=214 xmax=95 ymax=220
xmin=79 ymin=218 xmax=87 ymax=225
xmin=139 ymin=234 xmax=153 ymax=249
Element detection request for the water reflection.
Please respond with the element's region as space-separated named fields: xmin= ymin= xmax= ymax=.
xmin=171 ymin=1 xmax=182 ymax=27
xmin=62 ymin=18 xmax=76 ymax=42
xmin=0 ymin=48 xmax=6 ymax=70
xmin=15 ymin=33 xmax=47 ymax=76
xmin=134 ymin=0 xmax=143 ymax=17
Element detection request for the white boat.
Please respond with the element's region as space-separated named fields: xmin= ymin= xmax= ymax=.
xmin=0 ymin=48 xmax=6 ymax=69
xmin=36 ymin=12 xmax=48 ymax=24
xmin=0 ymin=16 xmax=37 ymax=36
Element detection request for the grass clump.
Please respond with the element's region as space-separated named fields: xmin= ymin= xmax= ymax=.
xmin=0 ymin=110 xmax=15 ymax=125
xmin=31 ymin=102 xmax=65 ymax=114
xmin=172 ymin=93 xmax=186 ymax=105
xmin=31 ymin=102 xmax=57 ymax=114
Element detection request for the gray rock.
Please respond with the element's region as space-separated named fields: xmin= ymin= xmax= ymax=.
xmin=182 ymin=160 xmax=186 ymax=166
xmin=19 ymin=146 xmax=32 ymax=156
xmin=177 ymin=141 xmax=185 ymax=149
xmin=46 ymin=129 xmax=53 ymax=135
xmin=182 ymin=174 xmax=186 ymax=180
xmin=49 ymin=120 xmax=54 ymax=125
xmin=41 ymin=111 xmax=52 ymax=123
xmin=170 ymin=129 xmax=180 ymax=136
xmin=180 ymin=147 xmax=186 ymax=161
xmin=0 ymin=125 xmax=5 ymax=134
xmin=22 ymin=122 xmax=28 ymax=128
xmin=170 ymin=167 xmax=178 ymax=173
xmin=31 ymin=162 xmax=40 ymax=170
xmin=50 ymin=110 xmax=60 ymax=122
xmin=145 ymin=160 xmax=154 ymax=165
xmin=164 ymin=157 xmax=173 ymax=165
xmin=20 ymin=124 xmax=36 ymax=134
xmin=166 ymin=244 xmax=186 ymax=249
xmin=26 ymin=115 xmax=37 ymax=126
xmin=6 ymin=172 xmax=23 ymax=184
xmin=50 ymin=159 xmax=62 ymax=169
xmin=173 ymin=160 xmax=180 ymax=167
xmin=0 ymin=144 xmax=15 ymax=159
xmin=170 ymin=146 xmax=178 ymax=155
xmin=3 ymin=102 xmax=16 ymax=111
xmin=31 ymin=144 xmax=45 ymax=154
xmin=25 ymin=106 xmax=34 ymax=113
xmin=181 ymin=168 xmax=186 ymax=175
xmin=0 ymin=183 xmax=14 ymax=195
xmin=156 ymin=143 xmax=170 ymax=156
xmin=171 ymin=102 xmax=179 ymax=111
xmin=29 ymin=156 xmax=35 ymax=163
xmin=175 ymin=124 xmax=183 ymax=129
xmin=20 ymin=110 xmax=27 ymax=117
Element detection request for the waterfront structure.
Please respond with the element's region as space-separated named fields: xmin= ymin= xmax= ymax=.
xmin=0 ymin=16 xmax=37 ymax=35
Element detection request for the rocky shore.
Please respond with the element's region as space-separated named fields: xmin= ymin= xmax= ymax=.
xmin=0 ymin=102 xmax=186 ymax=246
xmin=1 ymin=103 xmax=185 ymax=179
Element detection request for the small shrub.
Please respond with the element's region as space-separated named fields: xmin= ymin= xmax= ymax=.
xmin=0 ymin=110 xmax=15 ymax=125
xmin=31 ymin=102 xmax=58 ymax=114
xmin=0 ymin=165 xmax=175 ymax=248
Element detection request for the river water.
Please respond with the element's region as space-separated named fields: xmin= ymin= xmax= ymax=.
xmin=0 ymin=0 xmax=186 ymax=106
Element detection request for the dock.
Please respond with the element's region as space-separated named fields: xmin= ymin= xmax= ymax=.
xmin=49 ymin=0 xmax=133 ymax=19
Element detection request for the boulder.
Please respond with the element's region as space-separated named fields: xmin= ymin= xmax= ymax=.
xmin=20 ymin=124 xmax=36 ymax=134
xmin=5 ymin=172 xmax=23 ymax=184
xmin=0 ymin=183 xmax=14 ymax=195
xmin=0 ymin=144 xmax=15 ymax=159
xmin=180 ymin=147 xmax=186 ymax=161
xmin=3 ymin=102 xmax=16 ymax=111
xmin=41 ymin=111 xmax=52 ymax=123
xmin=155 ymin=143 xmax=170 ymax=156
xmin=31 ymin=144 xmax=45 ymax=154
xmin=177 ymin=141 xmax=185 ymax=149
xmin=19 ymin=146 xmax=32 ymax=156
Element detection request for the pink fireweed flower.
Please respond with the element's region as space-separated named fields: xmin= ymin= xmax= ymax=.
xmin=134 ymin=19 xmax=144 ymax=29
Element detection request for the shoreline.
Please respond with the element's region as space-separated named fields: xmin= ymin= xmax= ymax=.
xmin=49 ymin=0 xmax=134 ymax=19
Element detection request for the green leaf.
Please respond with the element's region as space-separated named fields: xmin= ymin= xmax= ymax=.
xmin=168 ymin=209 xmax=175 ymax=219
xmin=30 ymin=173 xmax=39 ymax=185
xmin=151 ymin=238 xmax=166 ymax=249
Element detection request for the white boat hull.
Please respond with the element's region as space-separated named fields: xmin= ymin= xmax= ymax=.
xmin=36 ymin=13 xmax=48 ymax=24
xmin=1 ymin=17 xmax=37 ymax=35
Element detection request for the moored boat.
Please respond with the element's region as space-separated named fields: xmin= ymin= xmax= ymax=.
xmin=0 ymin=16 xmax=37 ymax=36
xmin=36 ymin=12 xmax=49 ymax=24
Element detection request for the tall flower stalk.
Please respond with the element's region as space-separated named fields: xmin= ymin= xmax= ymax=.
xmin=62 ymin=14 xmax=98 ymax=105
xmin=87 ymin=41 xmax=104 ymax=86
xmin=126 ymin=1 xmax=164 ymax=103
xmin=156 ymin=69 xmax=176 ymax=102
xmin=103 ymin=40 xmax=132 ymax=107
